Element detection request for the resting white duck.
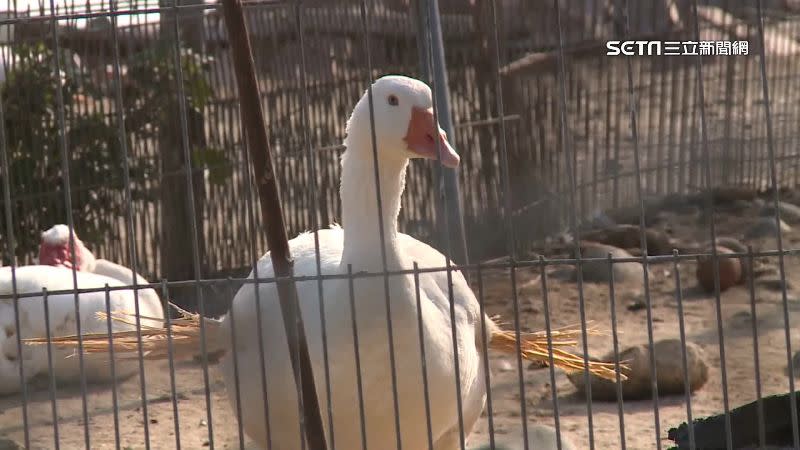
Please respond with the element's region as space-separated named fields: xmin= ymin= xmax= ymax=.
xmin=33 ymin=75 xmax=617 ymax=448
xmin=39 ymin=224 xmax=155 ymax=294
xmin=0 ymin=265 xmax=163 ymax=395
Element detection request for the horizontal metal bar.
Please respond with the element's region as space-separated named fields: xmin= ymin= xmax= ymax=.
xmin=4 ymin=246 xmax=794 ymax=301
xmin=0 ymin=0 xmax=291 ymax=26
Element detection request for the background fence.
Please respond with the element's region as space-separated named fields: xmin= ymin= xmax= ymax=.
xmin=2 ymin=0 xmax=800 ymax=300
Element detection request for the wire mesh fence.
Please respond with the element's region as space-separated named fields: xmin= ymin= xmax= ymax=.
xmin=0 ymin=0 xmax=800 ymax=449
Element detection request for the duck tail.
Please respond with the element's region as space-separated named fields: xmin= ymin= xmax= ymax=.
xmin=23 ymin=303 xmax=228 ymax=362
xmin=487 ymin=319 xmax=625 ymax=382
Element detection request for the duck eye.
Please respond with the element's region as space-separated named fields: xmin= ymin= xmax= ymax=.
xmin=387 ymin=94 xmax=399 ymax=106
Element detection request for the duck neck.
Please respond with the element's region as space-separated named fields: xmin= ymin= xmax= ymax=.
xmin=339 ymin=141 xmax=408 ymax=271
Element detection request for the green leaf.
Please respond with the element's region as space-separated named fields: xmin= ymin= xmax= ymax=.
xmin=193 ymin=146 xmax=233 ymax=187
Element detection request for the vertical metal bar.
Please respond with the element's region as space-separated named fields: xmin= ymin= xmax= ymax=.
xmin=293 ymin=3 xmax=336 ymax=448
xmin=239 ymin=79 xmax=274 ymax=450
xmin=551 ymin=3 xmax=595 ymax=447
xmin=107 ymin=1 xmax=151 ymax=445
xmin=618 ymin=2 xmax=662 ymax=447
xmin=42 ymin=289 xmax=61 ymax=450
xmin=688 ymin=1 xmax=733 ymax=447
xmin=481 ymin=0 xmax=536 ymax=439
xmin=484 ymin=0 xmax=516 ymax=260
xmin=346 ymin=264 xmax=369 ymax=450
xmin=473 ymin=263 xmax=496 ymax=449
xmin=412 ymin=0 xmax=431 ymax=80
xmin=672 ymin=252 xmax=695 ymax=450
xmin=46 ymin=1 xmax=92 ymax=446
xmin=0 ymin=57 xmax=30 ymax=450
xmin=226 ymin=276 xmax=246 ymax=450
xmin=220 ymin=0 xmax=327 ymax=448
xmin=745 ymin=247 xmax=765 ymax=449
xmin=606 ymin=255 xmax=625 ymax=450
xmin=753 ymin=1 xmax=799 ymax=447
xmin=417 ymin=3 xmax=471 ymax=446
xmin=160 ymin=280 xmax=182 ymax=450
xmin=508 ymin=265 xmax=530 ymax=448
xmin=100 ymin=286 xmax=122 ymax=450
xmin=413 ymin=262 xmax=435 ymax=450
xmin=166 ymin=0 xmax=216 ymax=446
xmin=539 ymin=256 xmax=563 ymax=450
xmin=419 ymin=0 xmax=469 ymax=267
xmin=357 ymin=2 xmax=404 ymax=447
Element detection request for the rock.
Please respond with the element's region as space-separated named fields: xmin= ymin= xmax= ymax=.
xmin=760 ymin=201 xmax=800 ymax=224
xmin=758 ymin=278 xmax=793 ymax=292
xmin=584 ymin=210 xmax=616 ymax=230
xmin=193 ymin=349 xmax=226 ymax=365
xmin=711 ymin=186 xmax=760 ymax=204
xmin=714 ymin=236 xmax=747 ymax=254
xmin=574 ymin=242 xmax=646 ymax=284
xmin=470 ymin=424 xmax=576 ymax=450
xmin=627 ymin=298 xmax=647 ymax=311
xmin=580 ymin=224 xmax=675 ymax=256
xmin=713 ymin=236 xmax=752 ymax=279
xmin=696 ymin=246 xmax=743 ymax=293
xmin=746 ymin=216 xmax=792 ymax=239
xmin=728 ymin=199 xmax=754 ymax=210
xmin=567 ymin=339 xmax=709 ymax=401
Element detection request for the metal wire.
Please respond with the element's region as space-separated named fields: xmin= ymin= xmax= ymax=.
xmin=539 ymin=255 xmax=563 ymax=450
xmin=672 ymin=252 xmax=694 ymax=450
xmin=754 ymin=2 xmax=800 ymax=448
xmin=346 ymin=264 xmax=369 ymax=450
xmin=357 ymin=2 xmax=404 ymax=447
xmin=47 ymin=0 xmax=93 ymax=444
xmin=42 ymin=288 xmax=61 ymax=450
xmin=293 ymin=2 xmax=336 ymax=448
xmin=688 ymin=2 xmax=733 ymax=448
xmin=412 ymin=262 xmax=435 ymax=450
xmin=0 ymin=60 xmax=30 ymax=450
xmin=166 ymin=0 xmax=216 ymax=446
xmin=475 ymin=264 xmax=496 ymax=449
xmin=552 ymin=2 xmax=596 ymax=448
xmin=160 ymin=280 xmax=183 ymax=450
xmin=102 ymin=285 xmax=122 ymax=450
xmin=226 ymin=276 xmax=246 ymax=450
xmin=619 ymin=2 xmax=662 ymax=447
xmin=420 ymin=1 xmax=469 ymax=444
xmin=745 ymin=247 xmax=766 ymax=449
xmin=6 ymin=1 xmax=800 ymax=449
xmin=107 ymin=0 xmax=152 ymax=444
xmin=607 ymin=254 xmax=626 ymax=450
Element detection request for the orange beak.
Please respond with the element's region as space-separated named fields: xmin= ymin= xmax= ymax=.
xmin=404 ymin=106 xmax=460 ymax=168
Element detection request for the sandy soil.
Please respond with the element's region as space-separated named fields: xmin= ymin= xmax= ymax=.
xmin=2 ymin=197 xmax=800 ymax=449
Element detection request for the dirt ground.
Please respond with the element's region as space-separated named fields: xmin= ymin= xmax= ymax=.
xmin=2 ymin=195 xmax=800 ymax=449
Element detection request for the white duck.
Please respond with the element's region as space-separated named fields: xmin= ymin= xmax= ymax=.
xmin=39 ymin=224 xmax=162 ymax=319
xmin=0 ymin=265 xmax=163 ymax=395
xmin=39 ymin=224 xmax=153 ymax=290
xmin=220 ymin=75 xmax=487 ymax=450
xmin=44 ymin=75 xmax=615 ymax=448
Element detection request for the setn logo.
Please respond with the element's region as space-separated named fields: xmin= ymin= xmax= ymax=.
xmin=606 ymin=40 xmax=662 ymax=56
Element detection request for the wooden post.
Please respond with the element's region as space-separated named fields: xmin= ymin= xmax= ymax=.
xmin=219 ymin=0 xmax=328 ymax=448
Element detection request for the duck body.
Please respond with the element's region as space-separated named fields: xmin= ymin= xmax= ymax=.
xmin=0 ymin=265 xmax=163 ymax=394
xmin=220 ymin=75 xmax=488 ymax=449
xmin=38 ymin=224 xmax=164 ymax=324
xmin=222 ymin=227 xmax=489 ymax=450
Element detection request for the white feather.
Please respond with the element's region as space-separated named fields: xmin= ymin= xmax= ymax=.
xmin=0 ymin=265 xmax=163 ymax=394
xmin=219 ymin=76 xmax=492 ymax=450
